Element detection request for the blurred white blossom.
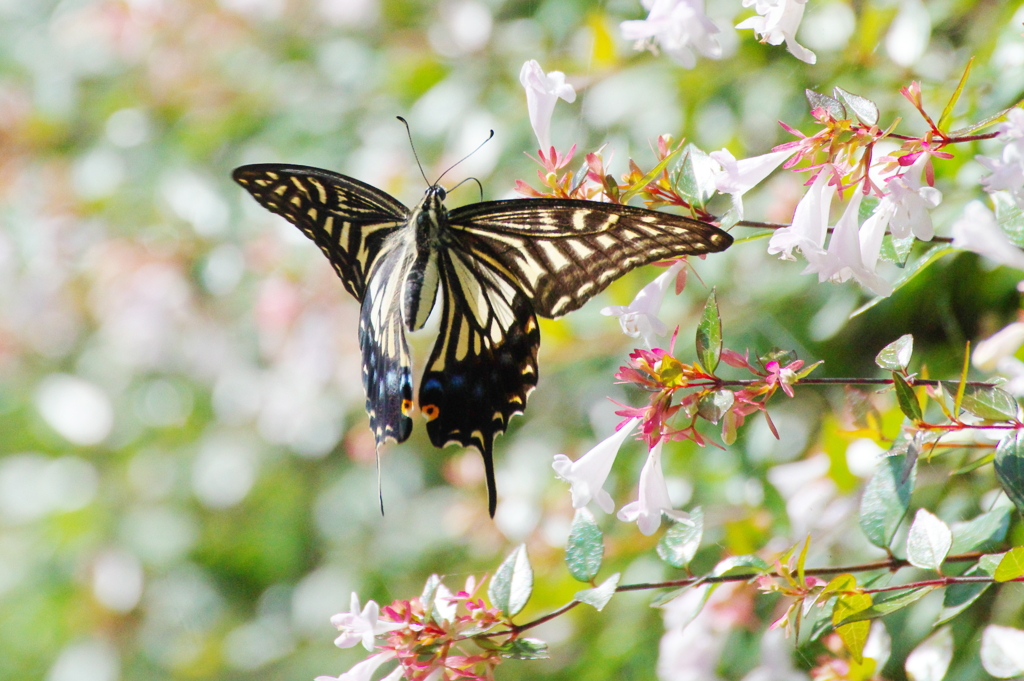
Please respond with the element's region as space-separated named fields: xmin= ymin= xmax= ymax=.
xmin=621 ymin=0 xmax=722 ymax=69
xmin=952 ymin=201 xmax=1024 ymax=270
xmin=736 ymin=0 xmax=816 ymax=64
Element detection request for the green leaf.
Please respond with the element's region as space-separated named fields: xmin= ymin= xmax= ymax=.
xmin=906 ymin=508 xmax=952 ymax=571
xmin=995 ymin=431 xmax=1024 ymax=516
xmin=995 ymin=546 xmax=1024 ymax=582
xmin=619 ymin=144 xmax=686 ymax=203
xmin=833 ymin=592 xmax=872 ymax=663
xmin=937 ymin=57 xmax=973 ymax=132
xmin=892 ymin=372 xmax=923 ymax=422
xmin=950 ymin=506 xmax=1011 ymax=554
xmin=696 ymin=390 xmax=734 ymax=425
xmin=859 ymin=452 xmax=916 ymax=548
xmin=993 ymin=191 xmax=1024 ymax=247
xmin=712 ymin=555 xmax=771 ymax=577
xmin=695 ymin=289 xmax=722 ymax=373
xmin=805 ymin=88 xmax=847 ymax=119
xmin=833 ymin=586 xmax=937 ymax=626
xmin=657 ymin=508 xmax=704 ymax=569
xmin=676 ymin=144 xmax=720 ymax=209
xmin=489 ymin=544 xmax=533 ymax=617
xmin=565 ymin=508 xmax=604 ymax=582
xmin=955 ymin=384 xmax=1019 ymax=421
xmin=574 ymin=573 xmax=620 ymax=611
xmin=501 ymin=638 xmax=549 ymax=660
xmin=936 ymin=554 xmax=1001 ymax=626
xmin=875 ymin=334 xmax=914 ymax=371
xmin=851 ymin=245 xmax=958 ymax=317
xmin=949 ymin=101 xmax=1024 ymax=137
xmin=878 ymin=233 xmax=914 ymax=266
xmin=834 ymin=86 xmax=879 ymax=126
xmin=950 ymin=452 xmax=995 ymax=476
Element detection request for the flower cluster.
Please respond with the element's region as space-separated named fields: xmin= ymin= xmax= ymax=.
xmin=318 ymin=579 xmax=511 ymax=681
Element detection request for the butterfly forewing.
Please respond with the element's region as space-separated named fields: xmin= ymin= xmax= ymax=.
xmin=232 ymin=164 xmax=409 ymax=299
xmin=449 ymin=199 xmax=732 ymax=317
xmin=419 ymin=248 xmax=540 ymax=516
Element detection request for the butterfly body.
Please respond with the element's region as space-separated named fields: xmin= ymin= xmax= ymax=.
xmin=233 ymin=163 xmax=732 ymax=515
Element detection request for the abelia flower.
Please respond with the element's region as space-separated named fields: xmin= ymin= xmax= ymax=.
xmin=601 ymin=261 xmax=686 ymax=347
xmin=519 ymin=60 xmax=576 ymax=151
xmin=736 ymin=0 xmax=816 ymax=64
xmin=885 ymin=153 xmax=941 ymax=241
xmin=710 ymin=147 xmax=797 ymax=216
xmin=767 ymin=169 xmax=835 ymax=262
xmin=973 ymin=321 xmax=1024 ymax=372
xmin=765 ymin=359 xmax=804 ymax=398
xmin=316 ymin=651 xmax=397 ymax=681
xmin=952 ymin=200 xmax=1024 ymax=270
xmin=621 ymin=0 xmax=722 ymax=69
xmin=811 ymin=189 xmax=894 ymax=296
xmin=553 ymin=418 xmax=640 ymax=512
xmin=978 ymin=108 xmax=1024 ymax=209
xmin=331 ymin=593 xmax=403 ymax=651
xmin=616 ymin=442 xmax=691 ymax=535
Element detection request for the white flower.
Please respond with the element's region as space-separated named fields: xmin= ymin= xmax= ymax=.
xmin=601 ymin=261 xmax=685 ymax=347
xmin=621 ymin=0 xmax=722 ymax=69
xmin=811 ymin=190 xmax=893 ymax=296
xmin=553 ymin=418 xmax=639 ymax=513
xmin=973 ymin=322 xmax=1024 ymax=372
xmin=859 ymin=196 xmax=897 ymax=273
xmin=978 ymin=108 xmax=1024 ymax=209
xmin=885 ymin=154 xmax=941 ymax=241
xmin=736 ymin=0 xmax=816 ymax=64
xmin=767 ymin=170 xmax=835 ymax=262
xmin=519 ymin=59 xmax=576 ymax=151
xmin=316 ymin=651 xmax=398 ymax=681
xmin=330 ymin=593 xmax=401 ymax=652
xmin=616 ymin=442 xmax=690 ymax=535
xmin=952 ymin=200 xmax=1024 ymax=270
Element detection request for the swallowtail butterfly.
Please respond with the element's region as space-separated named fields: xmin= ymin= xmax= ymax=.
xmin=233 ymin=161 xmax=732 ymax=516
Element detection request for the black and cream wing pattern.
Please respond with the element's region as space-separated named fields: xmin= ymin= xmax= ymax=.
xmin=233 ymin=163 xmax=733 ymax=516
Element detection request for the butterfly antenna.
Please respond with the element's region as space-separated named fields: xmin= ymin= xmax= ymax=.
xmin=449 ymin=176 xmax=485 ymax=201
xmin=435 ymin=129 xmax=495 ymax=186
xmin=397 ymin=116 xmax=431 ymax=187
xmin=375 ymin=444 xmax=385 ymax=516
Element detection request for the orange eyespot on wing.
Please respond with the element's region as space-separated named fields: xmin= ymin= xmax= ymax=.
xmin=401 ymin=399 xmax=413 ymax=415
xmin=421 ymin=404 xmax=440 ymax=421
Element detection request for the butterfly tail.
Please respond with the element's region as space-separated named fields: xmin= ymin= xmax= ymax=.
xmin=480 ymin=438 xmax=498 ymax=518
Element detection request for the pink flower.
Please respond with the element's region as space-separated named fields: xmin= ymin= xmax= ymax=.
xmin=765 ymin=359 xmax=803 ymax=398
xmin=767 ymin=169 xmax=835 ymax=262
xmin=736 ymin=0 xmax=816 ymax=64
xmin=952 ymin=201 xmax=1024 ymax=270
xmin=553 ymin=418 xmax=640 ymax=513
xmin=519 ymin=60 xmax=576 ymax=151
xmin=601 ymin=261 xmax=686 ymax=347
xmin=621 ymin=0 xmax=722 ymax=69
xmin=616 ymin=442 xmax=690 ymax=535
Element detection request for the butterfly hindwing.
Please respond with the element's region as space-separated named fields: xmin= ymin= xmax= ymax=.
xmin=419 ymin=247 xmax=540 ymax=516
xmin=232 ymin=164 xmax=409 ymax=299
xmin=449 ymin=198 xmax=733 ymax=317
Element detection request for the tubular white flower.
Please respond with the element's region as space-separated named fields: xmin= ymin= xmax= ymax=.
xmin=767 ymin=170 xmax=834 ymax=262
xmin=952 ymin=200 xmax=1024 ymax=270
xmin=973 ymin=322 xmax=1024 ymax=372
xmin=519 ymin=60 xmax=576 ymax=151
xmin=621 ymin=0 xmax=722 ymax=69
xmin=601 ymin=261 xmax=685 ymax=347
xmin=978 ymin=109 xmax=1024 ymax=209
xmin=811 ymin=190 xmax=893 ymax=296
xmin=553 ymin=418 xmax=640 ymax=513
xmin=616 ymin=442 xmax=690 ymax=535
xmin=330 ymin=593 xmax=402 ymax=652
xmin=886 ymin=154 xmax=941 ymax=241
xmin=736 ymin=0 xmax=816 ymax=64
xmin=711 ymin=148 xmax=795 ymax=196
xmin=316 ymin=651 xmax=396 ymax=681
xmin=859 ymin=196 xmax=897 ymax=272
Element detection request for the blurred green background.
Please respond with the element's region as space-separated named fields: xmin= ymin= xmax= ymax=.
xmin=2 ymin=0 xmax=1024 ymax=679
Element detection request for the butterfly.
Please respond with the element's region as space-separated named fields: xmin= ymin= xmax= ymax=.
xmin=232 ymin=162 xmax=732 ymax=516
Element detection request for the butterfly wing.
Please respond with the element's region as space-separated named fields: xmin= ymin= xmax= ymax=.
xmin=232 ymin=164 xmax=409 ymax=299
xmin=448 ymin=198 xmax=733 ymax=317
xmin=233 ymin=164 xmax=415 ymax=448
xmin=418 ymin=246 xmax=540 ymax=517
